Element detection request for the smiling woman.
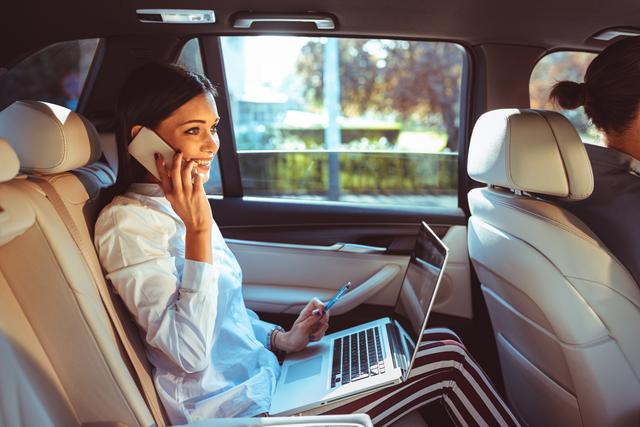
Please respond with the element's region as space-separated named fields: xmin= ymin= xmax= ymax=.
xmin=132 ymin=93 xmax=220 ymax=183
xmin=94 ymin=62 xmax=331 ymax=423
xmin=114 ymin=63 xmax=219 ymax=193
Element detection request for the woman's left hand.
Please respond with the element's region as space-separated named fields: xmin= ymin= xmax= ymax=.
xmin=274 ymin=298 xmax=330 ymax=353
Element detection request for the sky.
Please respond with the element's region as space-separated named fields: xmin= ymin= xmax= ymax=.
xmin=241 ymin=36 xmax=309 ymax=92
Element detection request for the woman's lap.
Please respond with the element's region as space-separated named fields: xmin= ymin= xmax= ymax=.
xmin=304 ymin=327 xmax=517 ymax=427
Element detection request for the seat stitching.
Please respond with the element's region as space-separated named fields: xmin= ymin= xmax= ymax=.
xmin=564 ymin=276 xmax=640 ymax=315
xmin=535 ymin=110 xmax=593 ymax=199
xmin=506 ymin=114 xmax=515 ymax=189
xmin=483 ymin=193 xmax=638 ymax=287
xmin=471 ymin=238 xmax=608 ymax=345
xmin=488 ymin=196 xmax=600 ymax=247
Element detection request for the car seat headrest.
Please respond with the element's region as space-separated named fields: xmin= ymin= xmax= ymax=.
xmin=0 ymin=101 xmax=102 ymax=175
xmin=467 ymin=108 xmax=594 ymax=201
xmin=0 ymin=139 xmax=19 ymax=183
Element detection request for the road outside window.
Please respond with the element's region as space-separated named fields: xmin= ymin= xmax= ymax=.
xmin=530 ymin=51 xmax=600 ymax=144
xmin=219 ymin=36 xmax=465 ymax=208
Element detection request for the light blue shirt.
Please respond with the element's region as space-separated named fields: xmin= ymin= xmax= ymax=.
xmin=94 ymin=183 xmax=281 ymax=424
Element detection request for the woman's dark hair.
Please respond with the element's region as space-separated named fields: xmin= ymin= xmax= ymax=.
xmin=114 ymin=63 xmax=216 ymax=192
xmin=550 ymin=36 xmax=640 ymax=134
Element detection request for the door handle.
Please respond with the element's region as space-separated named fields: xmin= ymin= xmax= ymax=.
xmin=337 ymin=243 xmax=386 ymax=254
xmin=243 ymin=264 xmax=402 ymax=315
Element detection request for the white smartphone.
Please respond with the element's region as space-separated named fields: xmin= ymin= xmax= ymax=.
xmin=128 ymin=127 xmax=176 ymax=180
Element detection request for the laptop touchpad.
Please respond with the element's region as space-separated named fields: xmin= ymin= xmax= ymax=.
xmin=284 ymin=357 xmax=322 ymax=384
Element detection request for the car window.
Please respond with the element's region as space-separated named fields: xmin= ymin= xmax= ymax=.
xmin=530 ymin=51 xmax=601 ymax=144
xmin=176 ymin=38 xmax=222 ymax=195
xmin=0 ymin=38 xmax=100 ymax=111
xmin=176 ymin=38 xmax=205 ymax=75
xmin=219 ymin=36 xmax=466 ymax=208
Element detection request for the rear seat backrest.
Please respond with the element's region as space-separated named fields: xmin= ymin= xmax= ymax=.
xmin=0 ymin=102 xmax=160 ymax=426
xmin=0 ymin=140 xmax=77 ymax=427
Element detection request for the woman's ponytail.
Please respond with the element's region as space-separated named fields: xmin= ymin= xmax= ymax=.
xmin=549 ymin=80 xmax=586 ymax=110
xmin=548 ymin=36 xmax=640 ymax=134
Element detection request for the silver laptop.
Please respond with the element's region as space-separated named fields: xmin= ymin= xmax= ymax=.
xmin=269 ymin=221 xmax=449 ymax=415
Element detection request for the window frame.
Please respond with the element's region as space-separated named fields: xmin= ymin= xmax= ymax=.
xmin=201 ymin=35 xmax=244 ymax=197
xmin=76 ymin=39 xmax=106 ymax=114
xmin=188 ymin=35 xmax=473 ymax=213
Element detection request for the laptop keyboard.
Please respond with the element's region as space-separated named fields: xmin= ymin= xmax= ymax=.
xmin=330 ymin=327 xmax=385 ymax=388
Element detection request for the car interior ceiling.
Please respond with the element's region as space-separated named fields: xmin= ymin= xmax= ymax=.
xmin=2 ymin=1 xmax=639 ymax=426
xmin=4 ymin=0 xmax=632 ymax=122
xmin=3 ymin=0 xmax=637 ymax=52
xmin=2 ymin=0 xmax=636 ymax=66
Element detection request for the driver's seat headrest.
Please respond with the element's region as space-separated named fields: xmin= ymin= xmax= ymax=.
xmin=467 ymin=108 xmax=594 ymax=201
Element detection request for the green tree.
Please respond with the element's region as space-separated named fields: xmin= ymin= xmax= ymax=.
xmin=295 ymin=39 xmax=464 ymax=151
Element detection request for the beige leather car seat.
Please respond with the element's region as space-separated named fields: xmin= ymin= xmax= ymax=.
xmin=0 ymin=102 xmax=160 ymax=426
xmin=467 ymin=109 xmax=640 ymax=427
xmin=0 ymin=140 xmax=78 ymax=427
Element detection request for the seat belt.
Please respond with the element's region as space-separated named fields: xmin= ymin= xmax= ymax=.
xmin=28 ymin=176 xmax=168 ymax=427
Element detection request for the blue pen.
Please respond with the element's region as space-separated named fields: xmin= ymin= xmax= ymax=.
xmin=321 ymin=282 xmax=351 ymax=315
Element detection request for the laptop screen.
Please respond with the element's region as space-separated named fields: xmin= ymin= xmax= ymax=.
xmin=394 ymin=221 xmax=448 ymax=378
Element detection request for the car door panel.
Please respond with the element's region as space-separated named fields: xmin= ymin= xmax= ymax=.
xmin=231 ymin=227 xmax=472 ymax=319
xmin=214 ymin=198 xmax=473 ymax=320
xmin=230 ymin=240 xmax=406 ymax=314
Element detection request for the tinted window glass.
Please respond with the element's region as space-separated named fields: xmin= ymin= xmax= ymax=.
xmin=219 ymin=36 xmax=465 ymax=208
xmin=0 ymin=39 xmax=100 ymax=111
xmin=176 ymin=38 xmax=205 ymax=75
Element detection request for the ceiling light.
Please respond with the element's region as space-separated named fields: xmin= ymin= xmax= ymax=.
xmin=136 ymin=9 xmax=215 ymax=24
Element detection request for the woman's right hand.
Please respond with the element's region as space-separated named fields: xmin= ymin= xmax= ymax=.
xmin=156 ymin=151 xmax=213 ymax=264
xmin=274 ymin=298 xmax=330 ymax=353
xmin=155 ymin=151 xmax=213 ymax=233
